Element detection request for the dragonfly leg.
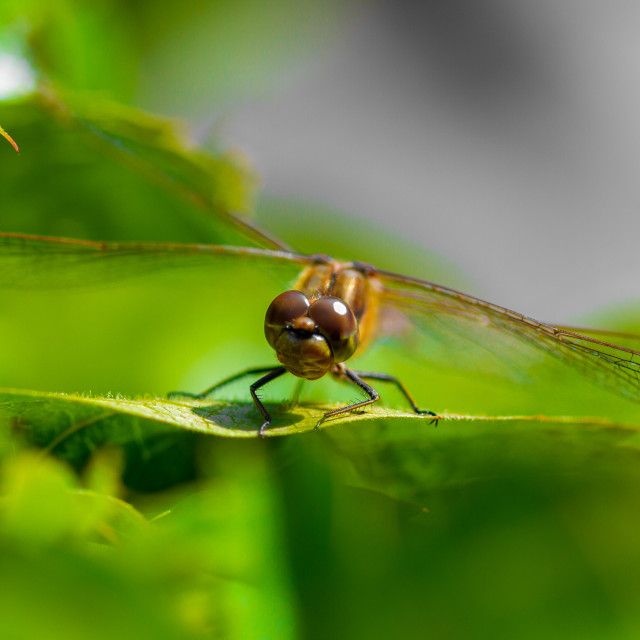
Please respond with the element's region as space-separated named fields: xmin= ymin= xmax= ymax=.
xmin=250 ymin=367 xmax=288 ymax=436
xmin=352 ymin=370 xmax=439 ymax=426
xmin=315 ymin=367 xmax=380 ymax=430
xmin=168 ymin=366 xmax=283 ymax=401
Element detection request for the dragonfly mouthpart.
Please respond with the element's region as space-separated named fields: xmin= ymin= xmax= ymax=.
xmin=275 ymin=329 xmax=334 ymax=379
xmin=290 ymin=316 xmax=316 ymax=333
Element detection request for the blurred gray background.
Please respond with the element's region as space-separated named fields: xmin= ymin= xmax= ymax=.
xmin=196 ymin=1 xmax=640 ymax=324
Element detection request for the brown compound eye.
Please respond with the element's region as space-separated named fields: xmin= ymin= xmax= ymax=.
xmin=264 ymin=290 xmax=310 ymax=349
xmin=309 ymin=296 xmax=359 ymax=362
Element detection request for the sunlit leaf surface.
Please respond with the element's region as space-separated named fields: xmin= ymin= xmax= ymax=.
xmin=0 ymin=386 xmax=441 ymax=437
xmin=3 ymin=386 xmax=639 ymax=442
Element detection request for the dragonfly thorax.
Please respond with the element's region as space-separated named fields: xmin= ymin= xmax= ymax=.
xmin=264 ymin=290 xmax=359 ymax=380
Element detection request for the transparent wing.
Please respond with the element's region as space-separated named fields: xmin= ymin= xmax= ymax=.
xmin=4 ymin=232 xmax=640 ymax=405
xmin=377 ymin=269 xmax=640 ymax=405
xmin=0 ymin=232 xmax=309 ymax=289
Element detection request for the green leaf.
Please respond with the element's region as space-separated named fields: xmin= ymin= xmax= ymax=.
xmin=0 ymin=90 xmax=273 ymax=247
xmin=41 ymin=88 xmax=279 ymax=245
xmin=0 ymin=419 xmax=299 ymax=640
xmin=3 ymin=386 xmax=639 ymax=441
xmin=0 ymin=386 xmax=434 ymax=438
xmin=0 ymin=450 xmax=147 ymax=545
xmin=0 ymin=544 xmax=188 ymax=640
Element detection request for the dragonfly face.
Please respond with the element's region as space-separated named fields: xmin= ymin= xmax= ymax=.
xmin=264 ymin=289 xmax=358 ymax=379
xmin=262 ymin=255 xmax=385 ymax=383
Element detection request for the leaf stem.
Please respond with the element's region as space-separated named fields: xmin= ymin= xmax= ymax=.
xmin=0 ymin=125 xmax=19 ymax=154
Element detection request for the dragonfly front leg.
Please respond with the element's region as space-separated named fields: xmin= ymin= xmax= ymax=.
xmin=315 ymin=366 xmax=380 ymax=430
xmin=352 ymin=370 xmax=439 ymax=425
xmin=168 ymin=366 xmax=283 ymax=401
xmin=250 ymin=367 xmax=288 ymax=436
xmin=316 ymin=366 xmax=438 ymax=430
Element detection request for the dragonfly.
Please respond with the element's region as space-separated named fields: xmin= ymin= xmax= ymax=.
xmin=1 ymin=230 xmax=640 ymax=435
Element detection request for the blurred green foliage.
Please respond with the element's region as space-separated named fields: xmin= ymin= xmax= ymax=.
xmin=0 ymin=0 xmax=343 ymax=112
xmin=1 ymin=3 xmax=640 ymax=639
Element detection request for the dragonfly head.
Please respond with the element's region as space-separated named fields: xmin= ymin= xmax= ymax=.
xmin=264 ymin=290 xmax=359 ymax=380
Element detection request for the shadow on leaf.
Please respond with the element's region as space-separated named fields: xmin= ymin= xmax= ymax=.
xmin=189 ymin=400 xmax=308 ymax=434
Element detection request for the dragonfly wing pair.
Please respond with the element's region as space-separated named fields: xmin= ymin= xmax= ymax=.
xmin=1 ymin=232 xmax=639 ymax=412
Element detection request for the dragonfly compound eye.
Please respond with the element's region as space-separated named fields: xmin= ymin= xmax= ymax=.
xmin=309 ymin=296 xmax=359 ymax=363
xmin=264 ymin=290 xmax=310 ymax=349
